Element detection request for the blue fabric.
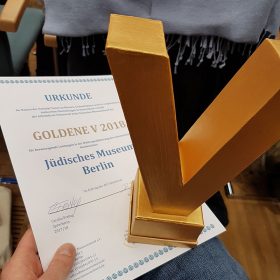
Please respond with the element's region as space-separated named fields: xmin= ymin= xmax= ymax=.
xmin=43 ymin=0 xmax=280 ymax=43
xmin=137 ymin=238 xmax=249 ymax=280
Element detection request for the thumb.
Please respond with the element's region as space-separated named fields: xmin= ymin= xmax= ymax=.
xmin=41 ymin=243 xmax=76 ymax=280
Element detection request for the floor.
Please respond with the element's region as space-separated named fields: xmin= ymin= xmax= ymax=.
xmin=221 ymin=192 xmax=280 ymax=280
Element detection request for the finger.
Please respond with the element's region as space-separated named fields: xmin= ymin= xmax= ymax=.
xmin=41 ymin=243 xmax=76 ymax=280
xmin=2 ymin=229 xmax=43 ymax=279
xmin=13 ymin=229 xmax=43 ymax=276
xmin=14 ymin=228 xmax=38 ymax=257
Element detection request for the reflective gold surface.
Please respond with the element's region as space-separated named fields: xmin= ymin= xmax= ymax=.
xmin=128 ymin=233 xmax=197 ymax=248
xmin=128 ymin=170 xmax=204 ymax=246
xmin=107 ymin=15 xmax=280 ymax=216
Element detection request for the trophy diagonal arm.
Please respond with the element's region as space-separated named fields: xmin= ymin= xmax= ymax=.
xmin=179 ymin=39 xmax=280 ymax=214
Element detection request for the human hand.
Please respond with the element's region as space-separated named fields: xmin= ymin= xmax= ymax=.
xmin=1 ymin=228 xmax=76 ymax=280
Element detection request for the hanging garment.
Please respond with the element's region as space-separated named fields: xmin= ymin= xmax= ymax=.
xmin=43 ymin=0 xmax=280 ymax=42
xmin=49 ymin=0 xmax=280 ymax=69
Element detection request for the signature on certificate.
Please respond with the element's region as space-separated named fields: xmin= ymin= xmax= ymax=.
xmin=48 ymin=196 xmax=82 ymax=215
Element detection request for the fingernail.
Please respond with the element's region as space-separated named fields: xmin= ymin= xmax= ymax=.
xmin=58 ymin=244 xmax=75 ymax=257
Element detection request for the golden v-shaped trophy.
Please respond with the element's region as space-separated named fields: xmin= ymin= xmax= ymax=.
xmin=106 ymin=14 xmax=280 ymax=247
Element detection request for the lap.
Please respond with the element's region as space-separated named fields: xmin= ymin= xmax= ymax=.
xmin=137 ymin=238 xmax=248 ymax=280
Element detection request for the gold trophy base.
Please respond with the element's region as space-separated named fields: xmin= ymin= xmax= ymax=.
xmin=128 ymin=170 xmax=204 ymax=247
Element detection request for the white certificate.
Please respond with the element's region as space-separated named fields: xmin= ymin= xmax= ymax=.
xmin=0 ymin=76 xmax=225 ymax=280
